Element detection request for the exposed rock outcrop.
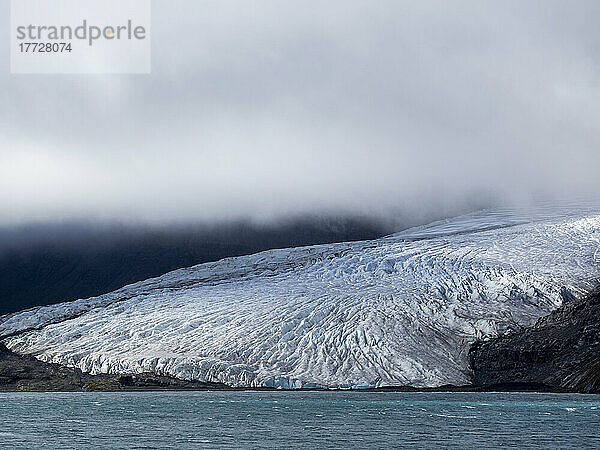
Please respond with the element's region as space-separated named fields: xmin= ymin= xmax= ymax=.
xmin=0 ymin=343 xmax=229 ymax=391
xmin=470 ymin=291 xmax=600 ymax=393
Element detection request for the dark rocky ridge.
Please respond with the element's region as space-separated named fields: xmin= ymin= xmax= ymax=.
xmin=0 ymin=343 xmax=229 ymax=391
xmin=469 ymin=291 xmax=600 ymax=393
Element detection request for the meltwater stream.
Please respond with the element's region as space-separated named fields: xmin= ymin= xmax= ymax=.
xmin=0 ymin=391 xmax=599 ymax=449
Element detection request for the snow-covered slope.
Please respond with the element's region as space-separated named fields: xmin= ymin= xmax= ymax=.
xmin=2 ymin=204 xmax=600 ymax=388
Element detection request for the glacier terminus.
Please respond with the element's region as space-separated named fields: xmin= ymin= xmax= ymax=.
xmin=2 ymin=204 xmax=600 ymax=389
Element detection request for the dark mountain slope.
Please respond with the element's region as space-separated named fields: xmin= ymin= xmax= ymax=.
xmin=470 ymin=291 xmax=600 ymax=393
xmin=0 ymin=217 xmax=389 ymax=315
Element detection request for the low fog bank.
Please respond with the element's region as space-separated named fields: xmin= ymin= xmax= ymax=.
xmin=3 ymin=2 xmax=600 ymax=226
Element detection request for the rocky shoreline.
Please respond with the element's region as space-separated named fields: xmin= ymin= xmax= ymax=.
xmin=1 ymin=291 xmax=599 ymax=393
xmin=0 ymin=343 xmax=230 ymax=392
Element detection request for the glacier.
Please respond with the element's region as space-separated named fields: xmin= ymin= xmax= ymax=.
xmin=1 ymin=204 xmax=600 ymax=388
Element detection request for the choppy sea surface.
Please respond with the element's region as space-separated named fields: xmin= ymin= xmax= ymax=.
xmin=0 ymin=391 xmax=599 ymax=449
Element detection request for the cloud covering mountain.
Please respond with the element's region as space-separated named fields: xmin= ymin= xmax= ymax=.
xmin=2 ymin=1 xmax=600 ymax=224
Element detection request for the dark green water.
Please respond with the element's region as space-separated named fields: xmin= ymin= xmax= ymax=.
xmin=0 ymin=391 xmax=599 ymax=449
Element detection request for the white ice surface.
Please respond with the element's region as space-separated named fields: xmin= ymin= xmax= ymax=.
xmin=2 ymin=204 xmax=600 ymax=388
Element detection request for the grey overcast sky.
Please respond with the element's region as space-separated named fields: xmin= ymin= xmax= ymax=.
xmin=1 ymin=0 xmax=600 ymax=225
